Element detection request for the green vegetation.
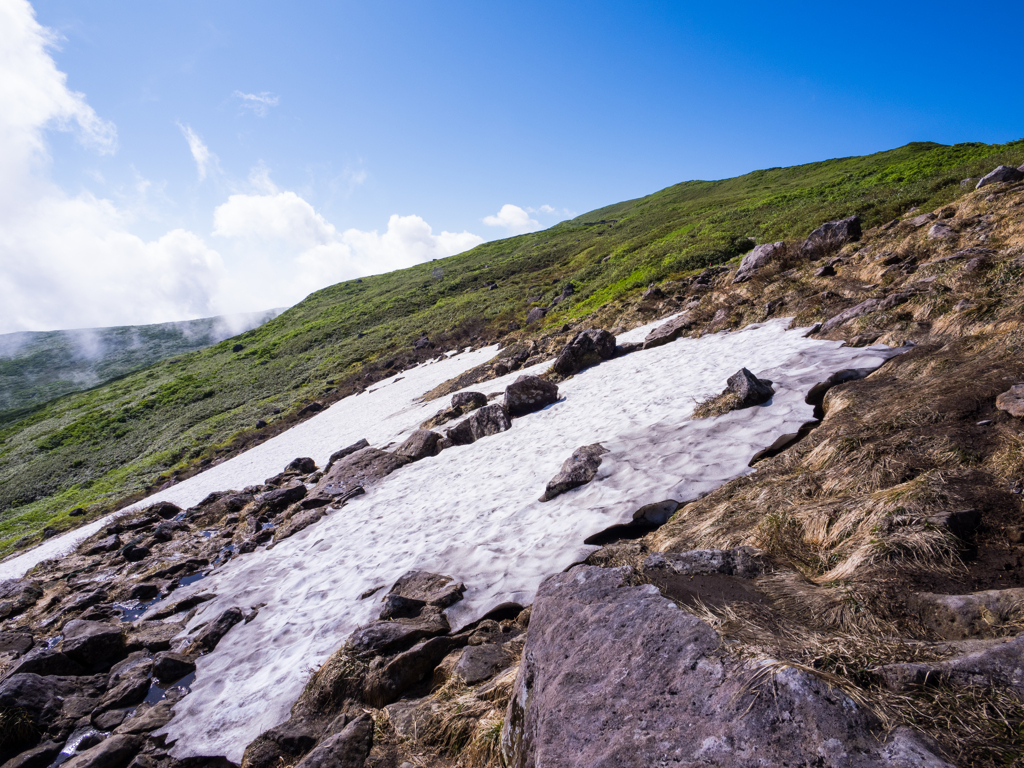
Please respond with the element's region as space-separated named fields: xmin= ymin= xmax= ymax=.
xmin=1 ymin=139 xmax=1022 ymax=555
xmin=0 ymin=309 xmax=281 ymax=418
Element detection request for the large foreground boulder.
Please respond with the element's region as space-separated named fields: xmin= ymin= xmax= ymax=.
xmin=800 ymin=215 xmax=862 ymax=259
xmin=732 ymin=241 xmax=786 ymax=283
xmin=976 ymin=165 xmax=1023 ymax=189
xmin=501 ymin=566 xmax=952 ymax=768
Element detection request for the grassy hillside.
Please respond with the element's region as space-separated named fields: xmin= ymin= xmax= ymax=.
xmin=0 ymin=309 xmax=284 ymax=420
xmin=1 ymin=139 xmax=1022 ymax=556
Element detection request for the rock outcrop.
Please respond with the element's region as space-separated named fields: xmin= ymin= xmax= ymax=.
xmin=550 ymin=328 xmax=615 ymax=377
xmin=800 ymin=215 xmax=862 ymax=259
xmin=732 ymin=241 xmax=786 ymax=283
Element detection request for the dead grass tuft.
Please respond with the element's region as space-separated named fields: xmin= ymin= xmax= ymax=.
xmin=691 ymin=391 xmax=741 ymax=419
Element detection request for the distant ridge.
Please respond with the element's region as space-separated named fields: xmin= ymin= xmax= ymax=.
xmin=0 ymin=308 xmax=285 ymax=418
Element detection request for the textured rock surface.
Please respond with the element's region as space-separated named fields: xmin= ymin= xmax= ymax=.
xmin=501 ymin=566 xmax=951 ymax=768
xmin=821 ymin=298 xmax=881 ymax=333
xmin=641 ymin=313 xmax=694 ymax=349
xmin=314 ymin=447 xmax=409 ymax=497
xmin=445 ymin=404 xmax=511 ymax=445
xmin=996 ymin=384 xmax=1024 ymax=417
xmin=801 ymin=215 xmax=862 ymax=259
xmin=732 ymin=241 xmax=786 ymax=283
xmin=294 ymin=714 xmax=373 ymax=768
xmin=551 ymin=329 xmax=616 ymax=376
xmin=540 ymin=444 xmax=608 ymax=501
xmin=911 ymin=589 xmax=1024 ymax=640
xmin=504 ymin=375 xmax=559 ymax=418
xmin=393 ymin=429 xmax=443 ymax=461
xmin=726 ymin=367 xmax=775 ymax=407
xmin=976 ymin=165 xmax=1024 ymax=189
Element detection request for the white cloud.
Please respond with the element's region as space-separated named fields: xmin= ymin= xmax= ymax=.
xmin=178 ymin=122 xmax=217 ymax=181
xmin=527 ymin=204 xmax=576 ymax=218
xmin=213 ymin=191 xmax=483 ymax=301
xmin=0 ymin=1 xmax=226 ymax=333
xmin=483 ymin=204 xmax=540 ymax=235
xmin=233 ymin=90 xmax=279 ymax=117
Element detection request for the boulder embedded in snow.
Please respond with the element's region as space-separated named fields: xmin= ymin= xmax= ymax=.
xmin=641 ymin=313 xmax=694 ymax=350
xmin=976 ymin=165 xmax=1023 ymax=189
xmin=445 ymin=404 xmax=511 ymax=445
xmin=285 ymin=457 xmax=317 ymax=474
xmin=996 ymin=385 xmax=1024 ymax=418
xmin=146 ymin=501 xmax=182 ymax=520
xmin=732 ymin=241 xmax=786 ymax=283
xmin=501 ymin=565 xmax=952 ymax=768
xmin=275 ymin=508 xmax=328 ymax=542
xmin=452 ymin=391 xmax=487 ymax=410
xmin=347 ymin=614 xmax=450 ymax=658
xmin=800 ymin=215 xmax=862 ymax=259
xmin=540 ymin=444 xmax=608 ymax=502
xmin=394 ymin=429 xmax=443 ymax=462
xmin=187 ymin=607 xmax=244 ymax=654
xmin=315 ymin=447 xmax=410 ymax=497
xmin=387 ymin=570 xmax=465 ymax=609
xmin=726 ymin=367 xmax=775 ymax=408
xmin=820 ymin=298 xmax=880 ymax=333
xmin=327 ymin=438 xmax=370 ymax=467
xmin=504 ymin=375 xmax=559 ymax=418
xmin=551 ymin=329 xmax=616 ymax=377
xmin=294 ymin=714 xmax=374 ymax=768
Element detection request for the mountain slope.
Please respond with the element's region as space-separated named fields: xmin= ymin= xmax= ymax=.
xmin=0 ymin=310 xmax=284 ymax=420
xmin=0 ymin=139 xmax=1022 ymax=555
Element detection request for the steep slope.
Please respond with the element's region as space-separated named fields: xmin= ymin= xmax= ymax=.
xmin=0 ymin=310 xmax=284 ymax=419
xmin=0 ymin=140 xmax=1022 ymax=556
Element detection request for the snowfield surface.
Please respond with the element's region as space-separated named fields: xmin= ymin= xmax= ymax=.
xmin=32 ymin=317 xmax=909 ymax=761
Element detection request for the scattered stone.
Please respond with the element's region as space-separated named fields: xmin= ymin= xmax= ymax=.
xmin=526 ymin=307 xmax=547 ymax=325
xmin=504 ymin=375 xmax=559 ymax=418
xmin=84 ymin=535 xmax=122 ymax=556
xmin=996 ymin=385 xmax=1024 ymax=418
xmin=641 ymin=284 xmax=664 ymax=301
xmin=928 ymin=222 xmax=956 ymax=240
xmin=540 ymin=444 xmax=608 ymax=502
xmin=315 ymin=447 xmax=409 ymax=497
xmin=68 ymin=507 xmax=87 ymax=517
xmin=452 ymin=391 xmax=487 ymax=410
xmin=153 ymin=651 xmax=196 ymax=683
xmin=413 ymin=336 xmax=433 ymax=351
xmin=61 ymin=620 xmax=125 ymax=671
xmin=909 ymin=212 xmax=937 ymax=227
xmin=294 ymin=714 xmax=373 ymax=768
xmin=256 ymin=419 xmax=267 ymax=429
xmin=453 ymin=643 xmax=515 ymax=685
xmin=551 ymin=329 xmax=615 ymax=377
xmin=732 ymin=241 xmax=786 ymax=283
xmin=814 ymin=263 xmax=836 ymax=277
xmin=393 ymin=429 xmax=443 ymax=462
xmin=641 ymin=313 xmax=694 ymax=350
xmin=800 ymin=215 xmax=861 ymax=259
xmin=328 ymin=438 xmax=370 ymax=467
xmin=298 ymin=402 xmax=324 ymax=418
xmin=187 ymin=607 xmax=244 ymax=654
xmin=0 ymin=579 xmax=43 ymax=620
xmin=445 ymin=404 xmax=511 ymax=446
xmin=285 ymin=457 xmax=317 ymax=474
xmin=501 ymin=565 xmax=951 ymax=768
xmin=61 ymin=734 xmax=143 ymax=768
xmin=821 ymin=298 xmax=880 ymax=333
xmin=726 ymin=368 xmax=775 ymax=408
xmin=976 ymin=165 xmax=1024 ymax=189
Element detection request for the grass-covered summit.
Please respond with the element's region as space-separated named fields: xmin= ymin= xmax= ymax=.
xmin=1 ymin=139 xmax=1022 ymax=555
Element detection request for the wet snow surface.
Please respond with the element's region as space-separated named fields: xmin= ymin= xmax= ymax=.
xmin=21 ymin=318 xmax=907 ymax=760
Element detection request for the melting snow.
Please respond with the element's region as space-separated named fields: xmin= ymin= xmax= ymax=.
xmin=5 ymin=317 xmax=907 ymax=761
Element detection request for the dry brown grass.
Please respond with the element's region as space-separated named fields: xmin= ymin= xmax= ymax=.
xmin=691 ymin=391 xmax=741 ymax=419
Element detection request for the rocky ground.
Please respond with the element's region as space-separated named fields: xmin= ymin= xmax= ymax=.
xmin=1 ymin=164 xmax=1024 ymax=767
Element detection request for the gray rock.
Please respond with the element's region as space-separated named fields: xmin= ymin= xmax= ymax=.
xmin=378 ymin=594 xmax=426 ymax=620
xmin=114 ymin=700 xmax=175 ymax=735
xmin=261 ymin=483 xmax=307 ymax=511
xmin=394 ymin=429 xmax=443 ymax=462
xmin=145 ymin=501 xmax=181 ymax=520
xmin=327 ymin=438 xmax=370 ymax=467
xmin=551 ymin=329 xmax=616 ymax=376
xmin=363 ymin=635 xmax=465 ymax=707
xmin=93 ymin=708 xmax=129 ymax=731
xmin=152 ymin=651 xmax=195 ymax=683
xmin=540 ymin=444 xmax=608 ymax=502
xmin=996 ymin=385 xmax=1024 ymax=418
xmin=274 ymin=508 xmax=327 ymax=542
xmin=1 ymin=740 xmax=62 ymax=768
xmin=911 ymin=589 xmax=1024 ymax=640
xmin=83 ymin=535 xmax=122 ymax=556
xmin=101 ymin=660 xmax=152 ymax=709
xmin=821 ymin=298 xmax=881 ymax=333
xmin=909 ymin=212 xmax=937 ymax=227
xmin=0 ymin=632 xmax=33 ymax=656
xmin=347 ymin=614 xmax=450 ymax=658
xmin=732 ymin=241 xmax=786 ymax=283
xmin=5 ymin=648 xmax=84 ymax=677
xmin=124 ymin=621 xmax=185 ymax=652
xmin=187 ymin=607 xmax=243 ymax=654
xmin=927 ymin=222 xmax=956 ymax=240
xmin=0 ymin=674 xmax=61 ymax=721
xmin=315 ymin=447 xmax=409 ymax=497
xmin=501 ymin=565 xmax=952 ymax=768
xmin=445 ymin=404 xmax=511 ymax=446
xmin=295 ymin=714 xmax=373 ymax=768
xmin=814 ymin=263 xmax=836 ymax=277
xmin=61 ymin=621 xmax=125 ymax=671
xmin=504 ymin=375 xmax=559 ymax=418
xmin=453 ymin=643 xmax=514 ymax=685
xmin=726 ymin=367 xmax=774 ymax=408
xmin=451 ymin=391 xmax=487 ymax=410
xmin=879 ymin=292 xmax=911 ymax=311
xmin=0 ymin=579 xmax=43 ymax=620
xmin=644 ymin=548 xmax=768 ymax=579
xmin=800 ymin=215 xmax=862 ymax=259
xmin=61 ymin=734 xmax=143 ymax=768
xmin=388 ymin=570 xmax=465 ymax=607
xmin=641 ymin=313 xmax=694 ymax=350
xmin=976 ymin=165 xmax=1024 ymax=189
xmin=285 ymin=457 xmax=316 ymax=474
xmin=526 ymin=307 xmax=547 ymax=325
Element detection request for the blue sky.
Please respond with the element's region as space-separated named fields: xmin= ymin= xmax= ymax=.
xmin=2 ymin=0 xmax=1021 ymax=332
